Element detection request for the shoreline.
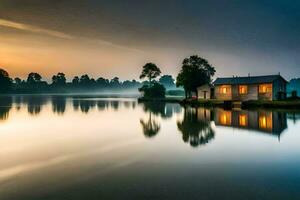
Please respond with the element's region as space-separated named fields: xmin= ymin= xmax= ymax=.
xmin=138 ymin=97 xmax=300 ymax=109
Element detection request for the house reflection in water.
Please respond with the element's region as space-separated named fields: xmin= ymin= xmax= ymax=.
xmin=214 ymin=108 xmax=287 ymax=137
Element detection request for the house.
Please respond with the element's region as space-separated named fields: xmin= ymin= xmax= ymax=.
xmin=198 ymin=75 xmax=287 ymax=101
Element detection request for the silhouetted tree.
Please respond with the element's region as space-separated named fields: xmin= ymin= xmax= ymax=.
xmin=14 ymin=77 xmax=22 ymax=85
xmin=0 ymin=69 xmax=12 ymax=92
xmin=27 ymin=72 xmax=42 ymax=84
xmin=80 ymin=74 xmax=91 ymax=87
xmin=52 ymin=72 xmax=67 ymax=86
xmin=72 ymin=76 xmax=80 ymax=86
xmin=140 ymin=63 xmax=161 ymax=86
xmin=139 ymin=82 xmax=166 ymax=98
xmin=97 ymin=77 xmax=109 ymax=88
xmin=176 ymin=55 xmax=215 ymax=98
xmin=110 ymin=77 xmax=121 ymax=88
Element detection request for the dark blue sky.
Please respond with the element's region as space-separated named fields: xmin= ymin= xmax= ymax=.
xmin=0 ymin=0 xmax=299 ymax=80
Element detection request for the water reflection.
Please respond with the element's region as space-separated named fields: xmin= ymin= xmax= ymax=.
xmin=214 ymin=108 xmax=287 ymax=137
xmin=139 ymin=102 xmax=182 ymax=138
xmin=140 ymin=102 xmax=182 ymax=119
xmin=1 ymin=97 xmax=300 ymax=200
xmin=52 ymin=97 xmax=67 ymax=115
xmin=177 ymin=107 xmax=215 ymax=147
xmin=0 ymin=96 xmax=12 ymax=121
xmin=140 ymin=113 xmax=161 ymax=138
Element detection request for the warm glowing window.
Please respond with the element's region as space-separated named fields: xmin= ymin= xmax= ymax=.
xmin=259 ymin=84 xmax=272 ymax=93
xmin=222 ymin=87 xmax=227 ymax=94
xmin=220 ymin=86 xmax=230 ymax=94
xmin=239 ymin=85 xmax=248 ymax=94
xmin=259 ymin=113 xmax=272 ymax=130
xmin=239 ymin=114 xmax=247 ymax=126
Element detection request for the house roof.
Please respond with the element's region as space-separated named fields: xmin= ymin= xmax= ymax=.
xmin=213 ymin=75 xmax=287 ymax=85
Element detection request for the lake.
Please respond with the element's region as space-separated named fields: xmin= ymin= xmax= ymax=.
xmin=0 ymin=96 xmax=300 ymax=200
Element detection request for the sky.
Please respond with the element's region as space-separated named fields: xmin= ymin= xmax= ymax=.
xmin=0 ymin=0 xmax=299 ymax=81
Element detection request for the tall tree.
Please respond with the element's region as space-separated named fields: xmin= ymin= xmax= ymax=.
xmin=139 ymin=63 xmax=161 ymax=85
xmin=0 ymin=69 xmax=12 ymax=92
xmin=176 ymin=55 xmax=215 ymax=98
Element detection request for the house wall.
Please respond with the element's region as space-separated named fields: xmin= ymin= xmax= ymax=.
xmin=231 ymin=85 xmax=258 ymax=101
xmin=197 ymin=85 xmax=211 ymax=99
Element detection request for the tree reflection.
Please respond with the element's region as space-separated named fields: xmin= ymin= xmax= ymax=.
xmin=26 ymin=96 xmax=48 ymax=115
xmin=52 ymin=97 xmax=66 ymax=115
xmin=177 ymin=107 xmax=215 ymax=147
xmin=141 ymin=102 xmax=181 ymax=119
xmin=0 ymin=96 xmax=12 ymax=121
xmin=80 ymin=100 xmax=96 ymax=113
xmin=140 ymin=113 xmax=161 ymax=138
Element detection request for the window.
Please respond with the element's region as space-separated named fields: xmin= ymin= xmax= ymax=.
xmin=220 ymin=86 xmax=229 ymax=94
xmin=239 ymin=114 xmax=247 ymax=126
xmin=239 ymin=85 xmax=248 ymax=94
xmin=259 ymin=84 xmax=272 ymax=94
xmin=221 ymin=87 xmax=227 ymax=94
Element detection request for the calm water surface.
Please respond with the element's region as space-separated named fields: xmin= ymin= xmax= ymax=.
xmin=0 ymin=96 xmax=300 ymax=200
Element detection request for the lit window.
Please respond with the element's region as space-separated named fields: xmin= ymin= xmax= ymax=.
xmin=259 ymin=84 xmax=272 ymax=94
xmin=239 ymin=85 xmax=248 ymax=94
xmin=220 ymin=86 xmax=228 ymax=94
xmin=239 ymin=114 xmax=247 ymax=126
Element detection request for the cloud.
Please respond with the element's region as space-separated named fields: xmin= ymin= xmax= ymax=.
xmin=0 ymin=18 xmax=74 ymax=39
xmin=0 ymin=18 xmax=142 ymax=52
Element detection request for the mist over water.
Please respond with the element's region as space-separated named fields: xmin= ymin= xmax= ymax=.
xmin=0 ymin=96 xmax=300 ymax=200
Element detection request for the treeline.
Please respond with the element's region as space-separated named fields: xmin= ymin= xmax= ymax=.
xmin=0 ymin=69 xmax=177 ymax=94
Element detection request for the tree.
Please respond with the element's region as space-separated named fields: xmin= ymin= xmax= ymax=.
xmin=176 ymin=55 xmax=215 ymax=98
xmin=139 ymin=82 xmax=166 ymax=98
xmin=110 ymin=77 xmax=121 ymax=88
xmin=97 ymin=77 xmax=109 ymax=88
xmin=159 ymin=75 xmax=175 ymax=89
xmin=52 ymin=72 xmax=66 ymax=86
xmin=27 ymin=72 xmax=42 ymax=85
xmin=139 ymin=63 xmax=161 ymax=85
xmin=14 ymin=77 xmax=22 ymax=85
xmin=0 ymin=69 xmax=12 ymax=92
xmin=80 ymin=74 xmax=91 ymax=87
xmin=72 ymin=76 xmax=80 ymax=86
